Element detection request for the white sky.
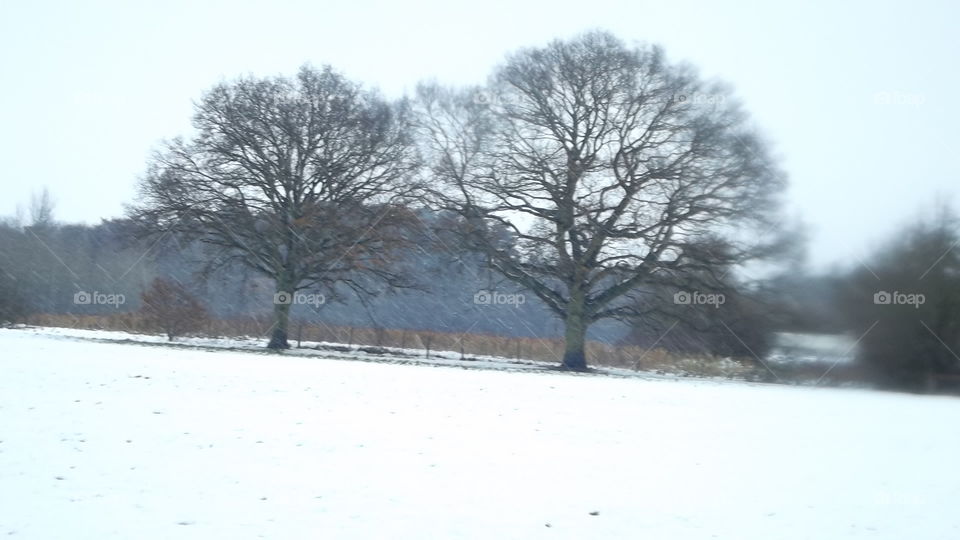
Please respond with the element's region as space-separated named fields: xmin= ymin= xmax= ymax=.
xmin=1 ymin=0 xmax=957 ymax=269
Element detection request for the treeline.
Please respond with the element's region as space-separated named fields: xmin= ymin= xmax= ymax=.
xmin=0 ymin=212 xmax=626 ymax=341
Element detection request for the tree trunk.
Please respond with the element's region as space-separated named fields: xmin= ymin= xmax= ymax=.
xmin=562 ymin=295 xmax=588 ymax=370
xmin=268 ymin=299 xmax=291 ymax=349
xmin=268 ymin=275 xmax=294 ymax=349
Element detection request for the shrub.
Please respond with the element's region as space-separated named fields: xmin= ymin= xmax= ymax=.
xmin=0 ymin=272 xmax=28 ymax=324
xmin=140 ymin=278 xmax=209 ymax=340
xmin=838 ymin=208 xmax=960 ymax=391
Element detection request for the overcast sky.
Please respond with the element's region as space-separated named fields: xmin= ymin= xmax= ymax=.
xmin=1 ymin=0 xmax=957 ymax=269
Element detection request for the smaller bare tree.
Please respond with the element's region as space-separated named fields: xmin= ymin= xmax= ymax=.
xmin=140 ymin=278 xmax=210 ymax=341
xmin=29 ymin=188 xmax=56 ymax=229
xmin=130 ymin=65 xmax=421 ymax=349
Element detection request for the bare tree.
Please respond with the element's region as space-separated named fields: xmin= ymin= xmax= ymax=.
xmin=130 ymin=65 xmax=421 ymax=349
xmin=29 ymin=188 xmax=55 ymax=228
xmin=418 ymin=32 xmax=785 ymax=369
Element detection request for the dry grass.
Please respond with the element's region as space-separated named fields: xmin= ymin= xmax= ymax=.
xmin=26 ymin=313 xmax=758 ymax=377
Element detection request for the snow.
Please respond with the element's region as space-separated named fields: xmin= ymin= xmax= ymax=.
xmin=11 ymin=326 xmax=565 ymax=374
xmin=1 ymin=327 xmax=959 ymax=539
xmin=0 ymin=326 xmax=752 ymax=382
xmin=769 ymin=332 xmax=858 ymax=365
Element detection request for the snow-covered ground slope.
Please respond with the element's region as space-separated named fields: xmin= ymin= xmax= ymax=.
xmin=1 ymin=328 xmax=958 ymax=539
xmin=5 ymin=326 xmax=569 ymax=375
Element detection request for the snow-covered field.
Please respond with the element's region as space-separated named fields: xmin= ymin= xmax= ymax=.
xmin=1 ymin=328 xmax=958 ymax=539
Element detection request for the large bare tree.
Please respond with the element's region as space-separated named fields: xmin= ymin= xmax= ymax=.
xmin=418 ymin=32 xmax=785 ymax=369
xmin=131 ymin=65 xmax=420 ymax=349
